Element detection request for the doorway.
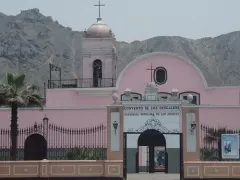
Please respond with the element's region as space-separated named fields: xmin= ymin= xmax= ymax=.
xmin=137 ymin=129 xmax=166 ymax=173
xmin=24 ymin=133 xmax=47 ymax=160
xmin=123 ymin=131 xmax=183 ymax=179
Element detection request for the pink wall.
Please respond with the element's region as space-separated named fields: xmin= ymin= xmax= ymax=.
xmin=46 ymin=53 xmax=240 ymax=107
xmin=0 ymin=108 xmax=107 ymax=148
xmin=117 ymin=53 xmax=240 ymax=105
xmin=199 ymin=107 xmax=240 ymax=128
xmin=199 ymin=107 xmax=240 ymax=147
xmin=46 ymin=90 xmax=112 ymax=107
xmin=0 ymin=108 xmax=107 ymax=129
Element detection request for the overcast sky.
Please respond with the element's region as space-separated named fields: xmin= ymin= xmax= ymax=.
xmin=0 ymin=0 xmax=239 ymax=42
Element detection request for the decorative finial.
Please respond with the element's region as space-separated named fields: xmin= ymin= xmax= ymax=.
xmin=187 ymin=94 xmax=193 ymax=104
xmin=112 ymin=92 xmax=119 ymax=104
xmin=94 ymin=0 xmax=105 ymax=21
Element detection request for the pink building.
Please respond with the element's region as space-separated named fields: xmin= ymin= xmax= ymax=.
xmin=0 ymin=3 xmax=240 ymax=175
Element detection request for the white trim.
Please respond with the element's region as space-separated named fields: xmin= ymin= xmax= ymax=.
xmin=0 ymin=107 xmax=107 ymax=111
xmin=122 ymin=101 xmax=182 ymax=105
xmin=107 ymin=165 xmax=121 ymax=176
xmin=179 ymin=92 xmax=200 ymax=105
xmin=13 ymin=165 xmax=39 ymax=176
xmin=158 ymin=92 xmax=172 ymax=99
xmin=116 ymin=52 xmax=208 ymax=89
xmin=121 ymin=92 xmax=142 ymax=101
xmin=47 ymin=87 xmax=117 ymax=96
xmin=78 ymin=165 xmax=103 ymax=175
xmin=50 ymin=165 xmax=76 ymax=176
xmin=186 ymin=166 xmax=200 ymax=177
xmin=122 ymin=102 xmax=240 ymax=108
xmin=203 ymin=166 xmax=229 ymax=177
xmin=182 ymin=105 xmax=240 ymax=108
xmin=0 ymin=165 xmax=10 ymax=176
xmin=41 ymin=165 xmax=48 ymax=176
xmin=232 ymin=166 xmax=240 ymax=176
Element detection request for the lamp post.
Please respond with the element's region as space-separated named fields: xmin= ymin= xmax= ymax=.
xmin=113 ymin=121 xmax=118 ymax=135
xmin=190 ymin=120 xmax=196 ymax=134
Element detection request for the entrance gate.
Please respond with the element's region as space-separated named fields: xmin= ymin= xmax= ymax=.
xmin=123 ymin=131 xmax=183 ymax=180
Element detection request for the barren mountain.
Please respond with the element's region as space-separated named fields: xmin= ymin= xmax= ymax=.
xmin=1 ymin=8 xmax=240 ymax=89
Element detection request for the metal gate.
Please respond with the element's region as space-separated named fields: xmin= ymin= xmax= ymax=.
xmin=0 ymin=117 xmax=107 ymax=161
xmin=123 ymin=132 xmax=183 ymax=180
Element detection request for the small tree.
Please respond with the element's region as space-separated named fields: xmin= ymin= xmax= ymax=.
xmin=0 ymin=73 xmax=43 ymax=160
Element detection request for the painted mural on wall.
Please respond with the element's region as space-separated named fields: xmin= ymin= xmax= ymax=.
xmin=154 ymin=146 xmax=165 ymax=172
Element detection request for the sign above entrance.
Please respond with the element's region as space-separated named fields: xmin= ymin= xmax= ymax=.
xmin=124 ymin=104 xmax=180 ymax=116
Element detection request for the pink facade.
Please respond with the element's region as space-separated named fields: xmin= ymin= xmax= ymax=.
xmin=0 ymin=108 xmax=107 ymax=128
xmin=117 ymin=52 xmax=240 ymax=105
xmin=2 ymin=51 xmax=240 ymax=130
xmin=1 ymin=16 xmax=240 ymax=132
xmin=46 ymin=89 xmax=113 ymax=108
xmin=199 ymin=107 xmax=240 ymax=128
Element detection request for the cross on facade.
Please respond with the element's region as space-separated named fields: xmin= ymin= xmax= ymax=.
xmin=146 ymin=63 xmax=155 ymax=82
xmin=94 ymin=0 xmax=105 ymax=19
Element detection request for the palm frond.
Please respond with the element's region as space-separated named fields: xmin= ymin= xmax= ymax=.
xmin=6 ymin=73 xmax=14 ymax=86
xmin=14 ymin=73 xmax=26 ymax=89
xmin=0 ymin=73 xmax=43 ymax=107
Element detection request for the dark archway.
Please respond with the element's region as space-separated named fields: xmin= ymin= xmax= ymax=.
xmin=93 ymin=59 xmax=102 ymax=87
xmin=137 ymin=129 xmax=166 ymax=173
xmin=138 ymin=129 xmax=166 ymax=146
xmin=24 ymin=134 xmax=47 ymax=160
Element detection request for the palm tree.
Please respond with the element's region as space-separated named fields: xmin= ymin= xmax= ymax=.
xmin=0 ymin=73 xmax=43 ymax=160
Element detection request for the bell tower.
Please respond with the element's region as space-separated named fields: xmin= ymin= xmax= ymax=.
xmin=81 ymin=1 xmax=117 ymax=88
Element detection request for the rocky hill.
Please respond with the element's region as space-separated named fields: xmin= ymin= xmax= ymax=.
xmin=1 ymin=8 xmax=240 ymax=89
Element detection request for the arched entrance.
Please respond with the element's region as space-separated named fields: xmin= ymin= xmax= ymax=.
xmin=24 ymin=134 xmax=47 ymax=160
xmin=137 ymin=129 xmax=167 ymax=173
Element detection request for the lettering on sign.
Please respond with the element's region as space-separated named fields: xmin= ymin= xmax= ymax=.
xmin=124 ymin=105 xmax=180 ymax=116
xmin=125 ymin=112 xmax=179 ymax=116
xmin=124 ymin=105 xmax=179 ymax=111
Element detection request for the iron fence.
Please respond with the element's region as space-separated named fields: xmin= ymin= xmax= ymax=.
xmin=48 ymin=78 xmax=115 ymax=89
xmin=0 ymin=120 xmax=107 ymax=160
xmin=200 ymin=124 xmax=240 ymax=161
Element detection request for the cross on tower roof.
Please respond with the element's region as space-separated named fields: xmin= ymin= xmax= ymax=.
xmin=146 ymin=63 xmax=155 ymax=82
xmin=94 ymin=0 xmax=105 ymax=20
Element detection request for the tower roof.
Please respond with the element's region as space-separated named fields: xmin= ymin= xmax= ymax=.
xmin=85 ymin=1 xmax=114 ymax=38
xmin=86 ymin=18 xmax=113 ymax=38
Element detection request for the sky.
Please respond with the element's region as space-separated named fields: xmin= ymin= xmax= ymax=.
xmin=0 ymin=0 xmax=239 ymax=42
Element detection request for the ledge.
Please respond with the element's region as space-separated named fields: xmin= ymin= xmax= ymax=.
xmin=0 ymin=160 xmax=123 ymax=179
xmin=184 ymin=161 xmax=240 ymax=179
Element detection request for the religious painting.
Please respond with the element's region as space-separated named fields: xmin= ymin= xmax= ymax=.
xmin=221 ymin=134 xmax=239 ymax=159
xmin=154 ymin=146 xmax=165 ymax=172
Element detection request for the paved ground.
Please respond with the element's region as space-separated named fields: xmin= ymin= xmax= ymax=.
xmin=127 ymin=173 xmax=180 ymax=180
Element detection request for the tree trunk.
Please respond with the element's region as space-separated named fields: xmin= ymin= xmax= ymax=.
xmin=10 ymin=103 xmax=18 ymax=160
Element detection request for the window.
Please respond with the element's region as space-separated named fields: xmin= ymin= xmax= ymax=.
xmin=154 ymin=67 xmax=167 ymax=85
xmin=158 ymin=92 xmax=171 ymax=100
xmin=121 ymin=92 xmax=142 ymax=101
xmin=179 ymin=92 xmax=200 ymax=105
xmin=93 ymin=59 xmax=102 ymax=87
